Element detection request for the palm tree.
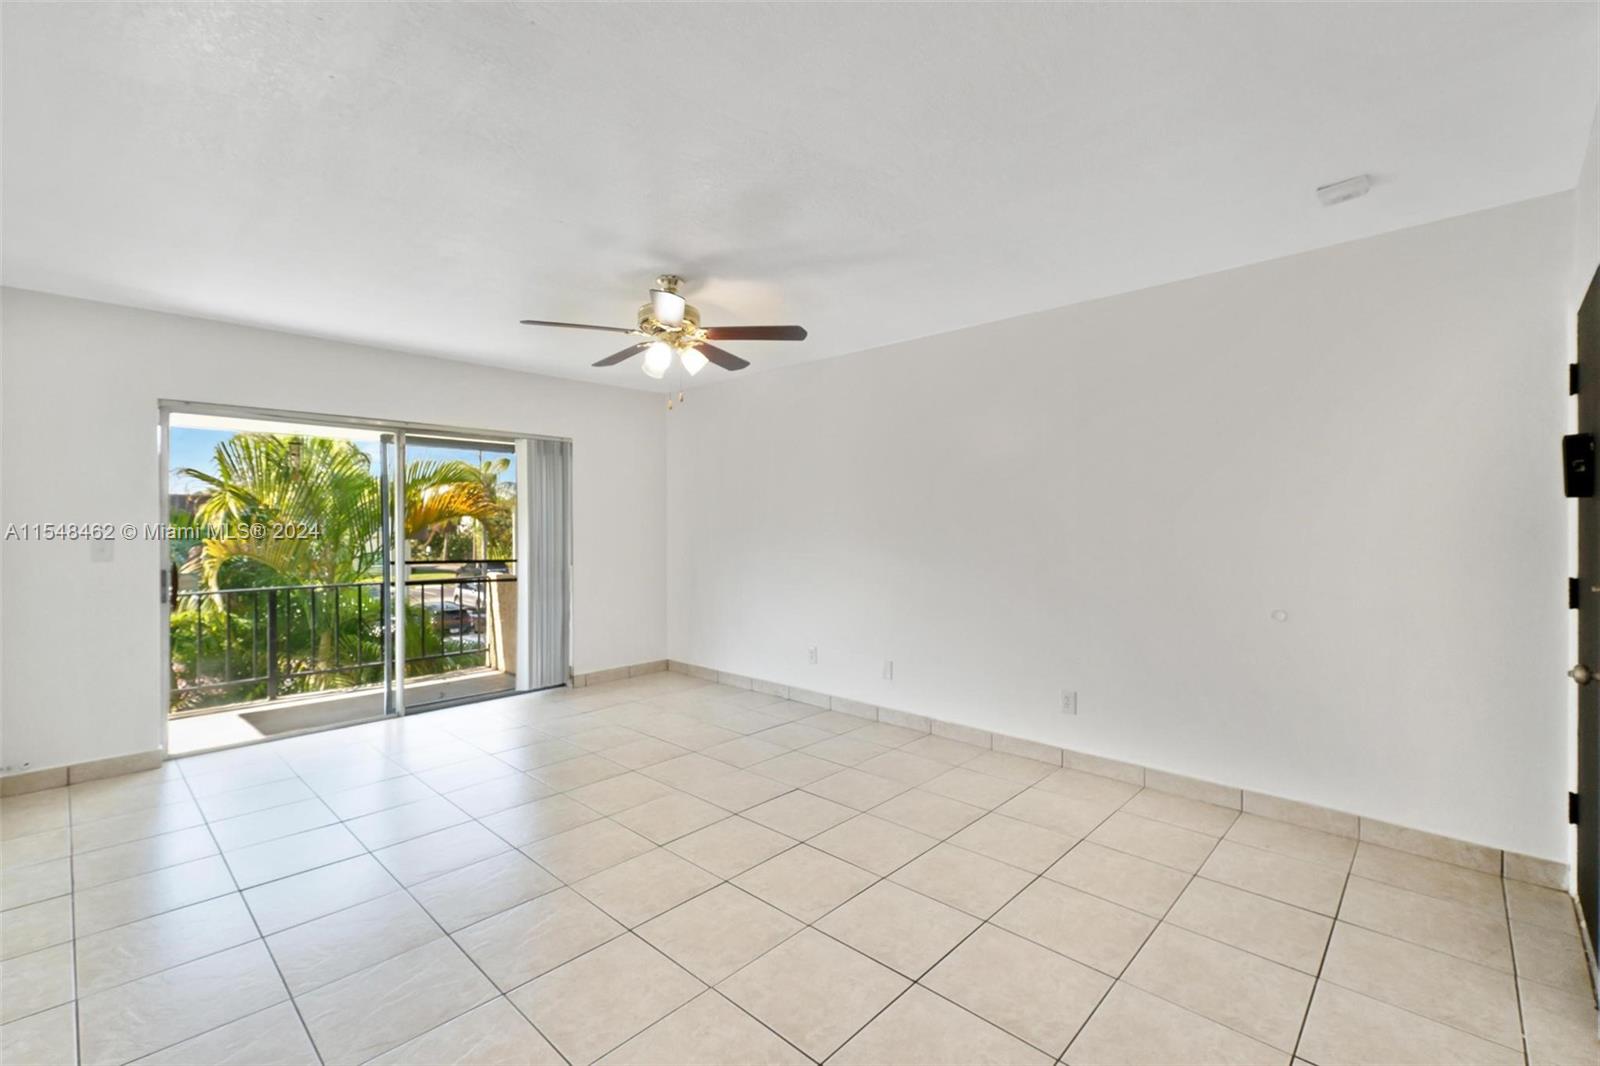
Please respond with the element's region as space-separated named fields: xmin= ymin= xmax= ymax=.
xmin=180 ymin=434 xmax=496 ymax=588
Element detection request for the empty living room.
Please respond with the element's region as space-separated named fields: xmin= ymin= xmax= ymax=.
xmin=4 ymin=3 xmax=1600 ymax=1064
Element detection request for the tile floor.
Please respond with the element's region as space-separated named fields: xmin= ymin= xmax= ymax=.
xmin=3 ymin=672 xmax=1598 ymax=1065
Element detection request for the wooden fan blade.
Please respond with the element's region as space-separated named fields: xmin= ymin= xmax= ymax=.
xmin=701 ymin=325 xmax=808 ymax=341
xmin=698 ymin=343 xmax=751 ymax=371
xmin=520 ymin=319 xmax=634 ymax=334
xmin=592 ymin=342 xmax=649 ymax=367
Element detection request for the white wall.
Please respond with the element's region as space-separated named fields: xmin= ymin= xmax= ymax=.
xmin=668 ymin=193 xmax=1577 ymax=860
xmin=0 ymin=289 xmax=666 ymax=773
xmin=1576 ymin=102 xmax=1600 ymax=299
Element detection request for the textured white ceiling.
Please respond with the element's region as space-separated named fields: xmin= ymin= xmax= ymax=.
xmin=3 ymin=2 xmax=1597 ymax=389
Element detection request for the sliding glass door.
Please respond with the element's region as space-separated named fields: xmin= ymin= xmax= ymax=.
xmin=162 ymin=406 xmax=566 ymax=754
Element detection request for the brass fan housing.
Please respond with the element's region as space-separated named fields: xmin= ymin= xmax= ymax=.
xmin=635 ymin=279 xmax=706 ymax=351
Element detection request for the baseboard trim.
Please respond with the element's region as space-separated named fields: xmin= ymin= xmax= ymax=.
xmin=0 ymin=749 xmax=165 ymax=796
xmin=666 ymin=660 xmax=1569 ymax=891
xmin=571 ymin=660 xmax=668 ymax=688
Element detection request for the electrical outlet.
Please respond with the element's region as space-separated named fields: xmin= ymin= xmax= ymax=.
xmin=883 ymin=660 xmax=894 ymax=681
xmin=1060 ymin=690 xmax=1078 ymax=715
xmin=808 ymin=646 xmax=818 ymax=665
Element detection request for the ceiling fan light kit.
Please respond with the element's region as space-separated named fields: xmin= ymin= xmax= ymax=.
xmin=519 ymin=274 xmax=808 ymax=406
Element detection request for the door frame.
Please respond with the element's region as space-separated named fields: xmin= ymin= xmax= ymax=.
xmin=155 ymin=399 xmax=572 ymax=755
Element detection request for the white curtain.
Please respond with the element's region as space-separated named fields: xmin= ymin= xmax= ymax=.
xmin=528 ymin=438 xmax=571 ymax=688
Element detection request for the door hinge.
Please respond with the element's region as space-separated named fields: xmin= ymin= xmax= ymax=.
xmin=1571 ymin=577 xmax=1582 ymax=610
xmin=1571 ymin=363 xmax=1581 ymax=396
xmin=1565 ymin=434 xmax=1597 ymax=498
xmin=1570 ymin=792 xmax=1581 ymax=825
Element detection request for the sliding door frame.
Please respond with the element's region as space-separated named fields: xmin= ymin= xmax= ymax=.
xmin=156 ymin=399 xmax=573 ymax=753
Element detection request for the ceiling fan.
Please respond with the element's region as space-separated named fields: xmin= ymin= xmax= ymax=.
xmin=520 ymin=275 xmax=807 ymax=380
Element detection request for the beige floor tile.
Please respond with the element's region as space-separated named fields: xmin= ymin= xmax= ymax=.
xmin=997 ymin=789 xmax=1116 ymax=838
xmin=993 ymin=878 xmax=1156 ymax=976
xmin=804 ymin=735 xmax=892 ymax=768
xmin=898 ymin=735 xmax=988 ymax=766
xmin=890 ymin=842 xmax=1035 ymax=918
xmin=344 ymin=795 xmax=468 ymax=850
xmin=680 ymin=768 xmax=794 ymax=812
xmin=0 ymin=1003 xmax=77 ymax=1066
xmin=454 ymin=886 xmax=623 ymax=991
xmin=804 ymin=769 xmax=909 ymax=811
xmin=1044 ymin=840 xmax=1192 ymax=918
xmin=832 ymin=985 xmax=1051 ymax=1065
xmin=374 ymin=821 xmax=509 ymax=886
xmin=815 ymin=880 xmax=979 ymax=978
xmin=598 ymin=990 xmax=809 ymax=1065
xmin=1506 ymin=880 xmax=1582 ymax=936
xmin=741 ymin=791 xmax=856 ymax=840
xmin=1513 ymin=919 xmax=1594 ymax=994
xmin=223 ymin=824 xmax=365 ymax=889
xmin=1088 ymin=811 xmax=1218 ymax=873
xmin=2 ymin=791 xmax=70 ymax=841
xmin=1123 ymin=789 xmax=1240 ymax=836
xmin=1200 ymin=840 xmax=1346 ymax=916
xmin=77 ymin=940 xmax=288 ymax=1066
xmin=1122 ymin=924 xmax=1312 ymax=1051
xmin=528 ymin=754 xmax=629 ymax=792
xmin=1320 ymin=922 xmax=1521 ymax=1049
xmin=568 ymin=772 xmax=678 ymax=816
xmin=440 ymin=774 xmax=554 ymax=819
xmin=703 ymin=736 xmax=789 ymax=769
xmin=1338 ymin=875 xmax=1511 ymax=971
xmin=613 ymin=792 xmax=728 ymax=844
xmin=72 ymin=825 xmax=219 ymax=889
xmin=370 ymin=997 xmax=563 ymax=1065
xmin=479 ymin=794 xmax=601 ymax=847
xmin=495 ymin=739 xmax=588 ymax=772
xmin=1 ymin=828 xmax=70 ymax=871
xmin=319 ymin=776 xmax=435 ymax=821
xmin=1 ymin=857 xmax=71 ymax=912
xmin=870 ymin=787 xmax=986 ymax=837
xmin=73 ymin=855 xmax=237 ymax=937
xmin=69 ymin=802 xmax=206 ymax=855
xmin=1063 ymin=982 xmax=1283 ymax=1065
xmin=76 ymin=893 xmax=258 ymax=995
xmin=665 ymin=816 xmax=795 ymax=879
xmin=208 ymin=798 xmax=339 ymax=852
xmin=950 ymin=813 xmax=1076 ymax=873
xmin=1225 ymin=813 xmax=1356 ymax=870
xmin=748 ymin=751 xmax=839 ymax=786
xmin=522 ymin=819 xmax=656 ymax=883
xmin=1165 ymin=877 xmax=1331 ymax=974
xmin=604 ymin=738 xmax=695 ymax=772
xmin=411 ymin=850 xmax=561 ymax=932
xmin=0 ymin=941 xmax=74 ymax=1024
xmin=568 ymin=724 xmax=653 ymax=753
xmin=1350 ymin=842 xmax=1504 ymax=913
xmin=637 ymin=884 xmax=802 ymax=983
xmin=924 ymin=924 xmax=1111 ymax=1054
xmin=964 ymin=751 xmax=1059 ymax=785
xmin=856 ymin=749 xmax=951 ymax=787
xmin=1296 ymin=981 xmax=1521 ymax=1066
xmin=923 ymin=767 xmax=1028 ymax=809
xmin=1033 ymin=769 xmax=1140 ymax=807
xmin=132 ymin=1001 xmax=318 ymax=1065
xmin=733 ymin=844 xmax=878 ymax=922
xmin=241 ymin=854 xmax=398 ymax=935
xmin=0 ymin=895 xmax=72 ymax=961
xmin=267 ymin=890 xmax=440 ymax=994
xmin=1358 ymin=819 xmax=1500 ymax=874
xmin=751 ymin=722 xmax=834 ymax=751
xmin=850 ymin=722 xmax=928 ymax=748
xmin=642 ymin=753 xmax=751 ymax=791
xmin=573 ymin=848 xmax=719 ymax=927
xmin=718 ymin=928 xmax=909 ymax=1061
xmin=1520 ymin=977 xmax=1600 ymax=1066
xmin=296 ymin=937 xmax=497 ymax=1065
xmin=510 ymin=933 xmax=703 ymax=1064
xmin=809 ymin=813 xmax=938 ymax=876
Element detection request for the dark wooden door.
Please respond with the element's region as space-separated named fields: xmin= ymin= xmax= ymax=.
xmin=1577 ymin=263 xmax=1599 ymax=957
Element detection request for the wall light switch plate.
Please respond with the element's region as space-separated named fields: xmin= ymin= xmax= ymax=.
xmin=1060 ymin=690 xmax=1077 ymax=715
xmin=808 ymin=646 xmax=818 ymax=665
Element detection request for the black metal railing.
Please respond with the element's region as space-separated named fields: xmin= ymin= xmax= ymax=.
xmin=168 ymin=560 xmax=514 ymax=714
